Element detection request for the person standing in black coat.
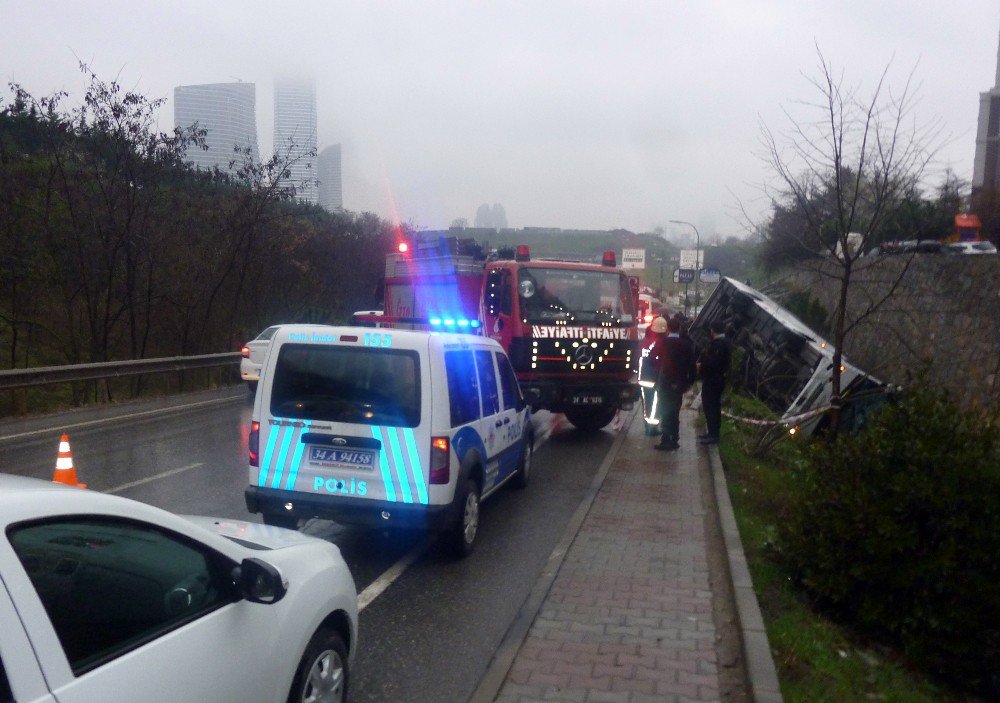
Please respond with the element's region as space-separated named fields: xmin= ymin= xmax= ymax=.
xmin=697 ymin=321 xmax=732 ymax=445
xmin=655 ymin=317 xmax=697 ymax=451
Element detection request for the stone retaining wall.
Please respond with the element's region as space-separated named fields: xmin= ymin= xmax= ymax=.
xmin=787 ymin=256 xmax=999 ymax=417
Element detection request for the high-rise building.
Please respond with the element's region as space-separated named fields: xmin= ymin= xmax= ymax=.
xmin=317 ymin=144 xmax=343 ymax=211
xmin=973 ymin=29 xmax=1000 ymax=193
xmin=173 ymin=82 xmax=258 ymax=172
xmin=273 ymin=78 xmax=318 ymax=204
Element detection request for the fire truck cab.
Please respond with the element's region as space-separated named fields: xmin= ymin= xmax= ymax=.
xmin=365 ymin=237 xmax=641 ymax=432
xmin=481 ymin=246 xmax=640 ymax=431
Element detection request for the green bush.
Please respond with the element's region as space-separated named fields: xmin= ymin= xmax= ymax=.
xmin=777 ymin=387 xmax=1000 ymax=695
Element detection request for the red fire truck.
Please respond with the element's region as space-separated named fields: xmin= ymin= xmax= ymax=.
xmin=360 ymin=236 xmax=641 ymax=431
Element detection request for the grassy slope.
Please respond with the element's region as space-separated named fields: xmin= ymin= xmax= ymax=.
xmin=716 ymin=394 xmax=964 ymax=703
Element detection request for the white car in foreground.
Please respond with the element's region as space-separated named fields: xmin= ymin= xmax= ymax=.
xmin=0 ymin=474 xmax=357 ymax=703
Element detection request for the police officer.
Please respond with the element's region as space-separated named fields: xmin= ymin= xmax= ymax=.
xmin=697 ymin=320 xmax=732 ymax=445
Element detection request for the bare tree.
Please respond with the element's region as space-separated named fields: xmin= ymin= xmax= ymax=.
xmin=758 ymin=45 xmax=944 ymax=429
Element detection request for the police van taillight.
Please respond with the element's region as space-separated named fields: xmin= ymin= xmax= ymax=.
xmin=241 ymin=346 xmax=250 ymax=358
xmin=429 ymin=437 xmax=450 ymax=484
xmin=249 ymin=421 xmax=260 ymax=467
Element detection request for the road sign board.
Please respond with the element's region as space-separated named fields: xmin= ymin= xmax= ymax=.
xmin=699 ymin=267 xmax=721 ymax=284
xmin=679 ymin=249 xmax=702 ymax=270
xmin=621 ymin=248 xmax=646 ymax=270
xmin=674 ymin=268 xmax=695 ymax=284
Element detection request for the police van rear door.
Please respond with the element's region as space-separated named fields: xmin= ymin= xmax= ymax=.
xmin=259 ymin=332 xmax=430 ymax=506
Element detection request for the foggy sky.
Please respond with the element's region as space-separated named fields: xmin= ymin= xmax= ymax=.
xmin=2 ymin=1 xmax=998 ymax=240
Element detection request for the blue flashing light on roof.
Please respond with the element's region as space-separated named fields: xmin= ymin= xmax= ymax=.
xmin=428 ymin=316 xmax=481 ymax=331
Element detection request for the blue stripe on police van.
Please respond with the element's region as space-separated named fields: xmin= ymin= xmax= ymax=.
xmin=259 ymin=423 xmax=283 ymax=487
xmin=284 ymin=420 xmax=311 ymax=490
xmin=270 ymin=425 xmax=296 ymax=489
xmin=371 ymin=426 xmax=398 ymax=502
xmin=402 ymin=428 xmax=428 ymax=504
xmin=384 ymin=427 xmax=413 ymax=504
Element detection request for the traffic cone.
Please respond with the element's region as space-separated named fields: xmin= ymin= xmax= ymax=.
xmin=53 ymin=433 xmax=86 ymax=488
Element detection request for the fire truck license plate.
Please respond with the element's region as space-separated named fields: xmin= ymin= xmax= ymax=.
xmin=571 ymin=395 xmax=603 ymax=406
xmin=309 ymin=447 xmax=375 ymax=469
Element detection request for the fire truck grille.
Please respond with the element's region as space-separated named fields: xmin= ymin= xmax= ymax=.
xmin=508 ymin=338 xmax=637 ymax=374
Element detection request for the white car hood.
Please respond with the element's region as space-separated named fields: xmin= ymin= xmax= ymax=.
xmin=181 ymin=515 xmax=321 ymax=550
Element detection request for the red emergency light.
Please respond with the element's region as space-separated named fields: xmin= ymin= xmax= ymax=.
xmin=397 ymin=242 xmax=409 ymax=254
xmin=248 ymin=421 xmax=260 ymax=467
xmin=602 ymin=250 xmax=616 ymax=267
xmin=515 ymin=245 xmax=530 ymax=262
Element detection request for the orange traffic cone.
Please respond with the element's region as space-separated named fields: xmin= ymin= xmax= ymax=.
xmin=53 ymin=433 xmax=87 ymax=488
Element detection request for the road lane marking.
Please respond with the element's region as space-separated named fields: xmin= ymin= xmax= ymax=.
xmin=357 ymin=536 xmax=433 ymax=612
xmin=355 ymin=420 xmax=557 ymax=612
xmin=106 ymin=463 xmax=205 ymax=494
xmin=0 ymin=395 xmax=244 ymax=443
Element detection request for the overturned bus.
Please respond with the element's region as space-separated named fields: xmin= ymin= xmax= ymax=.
xmin=689 ymin=278 xmax=885 ymax=436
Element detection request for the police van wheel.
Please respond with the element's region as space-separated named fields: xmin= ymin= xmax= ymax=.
xmin=512 ymin=436 xmax=533 ymax=489
xmin=565 ymin=407 xmax=617 ymax=432
xmin=449 ymin=478 xmax=480 ymax=558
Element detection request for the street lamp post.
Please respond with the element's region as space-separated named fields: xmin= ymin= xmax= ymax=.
xmin=669 ymin=219 xmax=700 ymax=315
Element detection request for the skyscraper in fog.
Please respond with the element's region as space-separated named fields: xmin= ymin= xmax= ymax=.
xmin=317 ymin=144 xmax=343 ymax=211
xmin=273 ymin=78 xmax=318 ymax=204
xmin=173 ymin=82 xmax=258 ymax=172
xmin=973 ymin=29 xmax=1000 ymax=193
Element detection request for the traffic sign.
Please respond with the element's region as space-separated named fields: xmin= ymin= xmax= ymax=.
xmin=674 ymin=268 xmax=695 ymax=284
xmin=679 ymin=249 xmax=702 ymax=270
xmin=621 ymin=248 xmax=646 ymax=270
xmin=699 ymin=267 xmax=721 ymax=284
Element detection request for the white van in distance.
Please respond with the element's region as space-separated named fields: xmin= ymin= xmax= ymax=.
xmin=245 ymin=325 xmax=534 ymax=556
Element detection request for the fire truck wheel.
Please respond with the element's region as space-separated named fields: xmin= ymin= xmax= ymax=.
xmin=565 ymin=407 xmax=617 ymax=432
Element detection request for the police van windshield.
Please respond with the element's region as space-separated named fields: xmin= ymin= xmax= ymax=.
xmin=270 ymin=344 xmax=420 ymax=427
xmin=518 ymin=268 xmax=634 ymax=324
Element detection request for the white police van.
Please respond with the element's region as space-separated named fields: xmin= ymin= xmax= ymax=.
xmin=245 ymin=325 xmax=533 ymax=556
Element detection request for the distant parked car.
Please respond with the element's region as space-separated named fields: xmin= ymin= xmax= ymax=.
xmin=878 ymin=239 xmax=944 ymax=255
xmin=903 ymin=239 xmax=944 ymax=254
xmin=943 ymin=241 xmax=997 ymax=255
xmin=349 ymin=310 xmax=384 ymax=327
xmin=0 ymin=474 xmax=357 ymax=703
xmin=241 ymin=325 xmax=281 ymax=392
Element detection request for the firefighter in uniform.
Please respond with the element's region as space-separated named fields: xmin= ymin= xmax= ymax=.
xmin=639 ymin=316 xmax=668 ymax=435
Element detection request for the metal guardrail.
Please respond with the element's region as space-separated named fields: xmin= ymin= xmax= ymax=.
xmin=0 ymin=353 xmax=242 ymax=391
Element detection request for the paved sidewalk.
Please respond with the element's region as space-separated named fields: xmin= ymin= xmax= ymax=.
xmin=472 ymin=404 xmax=782 ymax=703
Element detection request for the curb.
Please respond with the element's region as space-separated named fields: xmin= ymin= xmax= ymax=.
xmin=706 ymin=444 xmax=784 ymax=703
xmin=468 ymin=408 xmax=637 ymax=703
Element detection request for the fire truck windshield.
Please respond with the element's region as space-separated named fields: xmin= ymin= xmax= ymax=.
xmin=518 ymin=267 xmax=635 ymax=324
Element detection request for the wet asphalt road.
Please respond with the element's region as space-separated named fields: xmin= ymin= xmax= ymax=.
xmin=0 ymin=387 xmax=614 ymax=702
